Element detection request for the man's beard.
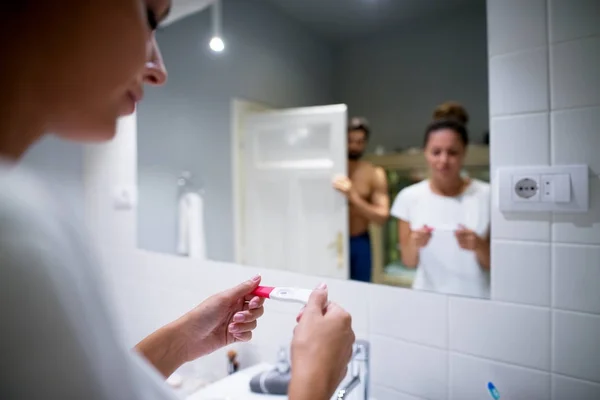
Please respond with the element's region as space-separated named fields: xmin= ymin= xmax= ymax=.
xmin=348 ymin=151 xmax=363 ymax=161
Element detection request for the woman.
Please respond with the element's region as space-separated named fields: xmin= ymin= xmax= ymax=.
xmin=390 ymin=110 xmax=491 ymax=298
xmin=0 ymin=2 xmax=354 ymax=399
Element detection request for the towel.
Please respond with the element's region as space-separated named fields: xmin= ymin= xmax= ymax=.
xmin=177 ymin=192 xmax=207 ymax=259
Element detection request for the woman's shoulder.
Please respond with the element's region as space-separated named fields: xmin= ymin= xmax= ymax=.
xmin=391 ymin=180 xmax=430 ymax=218
xmin=0 ymin=165 xmax=91 ymax=277
xmin=468 ymin=179 xmax=491 ymax=195
xmin=397 ymin=179 xmax=430 ymax=199
xmin=0 ymin=165 xmax=57 ymax=224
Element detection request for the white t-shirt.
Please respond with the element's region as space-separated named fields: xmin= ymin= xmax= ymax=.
xmin=0 ymin=165 xmax=179 ymax=400
xmin=390 ymin=179 xmax=491 ymax=298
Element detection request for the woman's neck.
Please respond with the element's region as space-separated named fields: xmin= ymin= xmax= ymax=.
xmin=429 ymin=175 xmax=468 ymax=197
xmin=0 ymin=30 xmax=48 ymax=161
xmin=0 ymin=80 xmax=45 ymax=161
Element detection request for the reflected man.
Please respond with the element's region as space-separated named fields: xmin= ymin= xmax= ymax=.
xmin=333 ymin=117 xmax=390 ymax=282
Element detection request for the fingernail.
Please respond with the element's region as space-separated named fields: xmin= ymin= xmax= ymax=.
xmin=233 ymin=313 xmax=245 ymax=322
xmin=251 ymin=274 xmax=261 ymax=282
xmin=229 ymin=323 xmax=238 ymax=332
xmin=317 ymin=282 xmax=327 ymax=290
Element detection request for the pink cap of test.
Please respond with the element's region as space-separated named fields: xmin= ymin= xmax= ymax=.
xmin=251 ymin=286 xmax=275 ymax=299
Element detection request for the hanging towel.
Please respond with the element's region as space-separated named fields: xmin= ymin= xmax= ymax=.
xmin=177 ymin=192 xmax=207 ymax=260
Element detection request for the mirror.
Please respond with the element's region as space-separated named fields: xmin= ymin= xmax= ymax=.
xmin=137 ymin=0 xmax=491 ymax=299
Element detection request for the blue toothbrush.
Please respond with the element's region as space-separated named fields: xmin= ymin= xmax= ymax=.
xmin=488 ymin=382 xmax=500 ymax=399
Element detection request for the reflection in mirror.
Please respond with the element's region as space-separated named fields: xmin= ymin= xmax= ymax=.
xmin=137 ymin=0 xmax=491 ymax=299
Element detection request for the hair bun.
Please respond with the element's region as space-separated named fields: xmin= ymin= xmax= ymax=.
xmin=433 ymin=101 xmax=469 ymax=125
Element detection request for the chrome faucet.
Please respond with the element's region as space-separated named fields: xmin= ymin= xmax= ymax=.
xmin=336 ymin=340 xmax=369 ymax=400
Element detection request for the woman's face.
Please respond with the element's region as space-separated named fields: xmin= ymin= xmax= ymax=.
xmin=424 ymin=129 xmax=466 ymax=180
xmin=30 ymin=0 xmax=170 ymax=141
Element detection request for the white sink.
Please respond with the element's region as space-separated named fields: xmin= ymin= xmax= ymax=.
xmin=187 ymin=363 xmax=375 ymax=400
xmin=187 ymin=363 xmax=286 ymax=400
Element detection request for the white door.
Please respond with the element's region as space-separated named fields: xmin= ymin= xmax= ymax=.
xmin=243 ymin=104 xmax=348 ymax=279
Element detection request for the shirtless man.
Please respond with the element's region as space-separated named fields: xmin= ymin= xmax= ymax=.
xmin=333 ymin=117 xmax=390 ymax=282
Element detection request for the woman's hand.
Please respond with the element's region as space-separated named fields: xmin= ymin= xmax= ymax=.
xmin=454 ymin=225 xmax=483 ymax=251
xmin=455 ymin=225 xmax=491 ymax=269
xmin=135 ymin=275 xmax=265 ymax=378
xmin=289 ymin=284 xmax=355 ymax=400
xmin=179 ymin=275 xmax=265 ymax=362
xmin=410 ymin=225 xmax=433 ymax=249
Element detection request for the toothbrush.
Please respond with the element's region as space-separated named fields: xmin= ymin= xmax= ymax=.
xmin=488 ymin=382 xmax=500 ymax=399
xmin=251 ymin=286 xmax=313 ymax=305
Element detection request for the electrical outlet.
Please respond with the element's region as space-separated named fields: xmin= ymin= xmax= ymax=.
xmin=512 ymin=174 xmax=540 ymax=202
xmin=498 ymin=165 xmax=588 ymax=213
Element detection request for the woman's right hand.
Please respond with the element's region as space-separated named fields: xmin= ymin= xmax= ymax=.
xmin=410 ymin=225 xmax=433 ymax=248
xmin=289 ymin=284 xmax=355 ymax=400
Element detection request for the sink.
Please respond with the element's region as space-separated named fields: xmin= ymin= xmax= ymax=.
xmin=187 ymin=363 xmax=286 ymax=400
xmin=187 ymin=362 xmax=375 ymax=400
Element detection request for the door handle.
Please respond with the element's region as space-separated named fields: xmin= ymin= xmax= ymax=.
xmin=328 ymin=231 xmax=344 ymax=269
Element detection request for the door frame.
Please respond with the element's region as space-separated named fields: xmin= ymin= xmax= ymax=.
xmin=231 ymin=98 xmax=273 ymax=264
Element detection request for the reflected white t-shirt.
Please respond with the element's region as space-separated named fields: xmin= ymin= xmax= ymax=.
xmin=0 ymin=165 xmax=178 ymax=400
xmin=391 ymin=179 xmax=491 ymax=298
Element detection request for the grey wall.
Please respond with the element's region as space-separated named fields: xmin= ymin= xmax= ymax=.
xmin=334 ymin=2 xmax=489 ymax=150
xmin=137 ymin=0 xmax=336 ymax=259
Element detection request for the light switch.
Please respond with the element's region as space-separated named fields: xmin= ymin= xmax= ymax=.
xmin=554 ymin=174 xmax=571 ymax=203
xmin=541 ymin=173 xmax=571 ymax=203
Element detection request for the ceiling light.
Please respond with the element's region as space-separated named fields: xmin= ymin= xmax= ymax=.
xmin=209 ymin=0 xmax=225 ymax=53
xmin=209 ymin=36 xmax=225 ymax=52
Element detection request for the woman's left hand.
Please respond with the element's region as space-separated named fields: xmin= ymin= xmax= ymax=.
xmin=454 ymin=225 xmax=483 ymax=251
xmin=179 ymin=275 xmax=265 ymax=362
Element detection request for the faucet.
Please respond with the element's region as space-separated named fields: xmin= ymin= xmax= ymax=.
xmin=336 ymin=340 xmax=369 ymax=400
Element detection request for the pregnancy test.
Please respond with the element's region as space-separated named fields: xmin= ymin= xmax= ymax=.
xmin=429 ymin=224 xmax=464 ymax=233
xmin=251 ymin=286 xmax=313 ymax=305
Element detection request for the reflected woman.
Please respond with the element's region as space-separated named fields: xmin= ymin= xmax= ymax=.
xmin=390 ymin=103 xmax=491 ymax=298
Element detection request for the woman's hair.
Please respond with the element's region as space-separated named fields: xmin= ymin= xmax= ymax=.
xmin=432 ymin=101 xmax=469 ymax=125
xmin=423 ymin=118 xmax=469 ymax=147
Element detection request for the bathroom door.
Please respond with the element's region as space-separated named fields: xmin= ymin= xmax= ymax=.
xmin=242 ymin=104 xmax=349 ymax=280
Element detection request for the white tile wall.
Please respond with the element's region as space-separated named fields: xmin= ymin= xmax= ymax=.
xmin=449 ymin=298 xmax=551 ymax=369
xmin=492 ymin=241 xmax=551 ymax=306
xmin=552 ymin=107 xmax=600 ymax=174
xmin=449 ymin=353 xmax=551 ymax=400
xmin=83 ymin=0 xmax=600 ymax=398
xmin=553 ymin=244 xmax=600 ymax=314
xmin=370 ymin=335 xmax=448 ymax=400
xmin=553 ymin=311 xmax=600 ymax=382
xmin=370 ymin=385 xmax=426 ymax=400
xmin=491 ymin=113 xmax=550 ymax=169
xmin=552 ymin=375 xmax=600 ymax=400
xmin=369 ymin=283 xmax=448 ymax=348
xmin=489 ymin=48 xmax=549 ymax=116
xmin=549 ymin=0 xmax=600 ymax=43
xmin=485 ymin=0 xmax=600 ymax=396
xmin=551 ymin=36 xmax=600 ymax=109
xmin=487 ymin=0 xmax=547 ymax=56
